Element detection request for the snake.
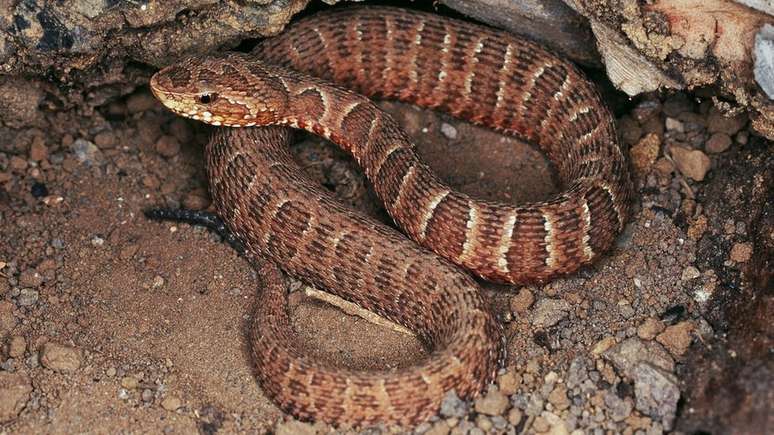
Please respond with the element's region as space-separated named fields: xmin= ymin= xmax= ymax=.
xmin=149 ymin=6 xmax=631 ymax=428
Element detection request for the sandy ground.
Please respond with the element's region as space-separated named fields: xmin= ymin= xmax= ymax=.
xmin=0 ymin=82 xmax=769 ymax=434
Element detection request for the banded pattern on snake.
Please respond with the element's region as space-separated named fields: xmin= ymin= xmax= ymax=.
xmin=150 ymin=6 xmax=631 ymax=427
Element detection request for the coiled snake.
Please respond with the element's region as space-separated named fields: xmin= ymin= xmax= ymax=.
xmin=149 ymin=6 xmax=631 ymax=428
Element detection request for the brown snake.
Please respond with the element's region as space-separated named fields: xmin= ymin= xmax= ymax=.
xmin=150 ymin=6 xmax=631 ymax=427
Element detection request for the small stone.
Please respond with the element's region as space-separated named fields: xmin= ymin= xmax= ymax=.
xmin=18 ymin=270 xmax=43 ymax=288
xmin=508 ymin=408 xmax=523 ymax=426
xmin=440 ymin=123 xmax=458 ymax=139
xmin=531 ymin=298 xmax=571 ymax=328
xmin=736 ymin=130 xmax=749 ymax=145
xmin=547 ymin=385 xmax=570 ymax=411
xmin=604 ymin=390 xmax=633 ymax=421
xmin=106 ymin=367 xmax=117 ymax=377
xmin=497 ymin=370 xmax=521 ymax=395
xmin=93 ymin=131 xmax=117 ymax=149
xmin=475 ymin=414 xmax=493 ymax=432
xmin=510 ymin=287 xmax=535 ymax=314
xmin=706 ymin=107 xmax=747 ymax=135
xmin=592 ymin=336 xmax=616 ymax=355
xmin=71 ymin=139 xmax=102 ymax=165
xmin=655 ymin=321 xmax=694 ymax=357
xmin=474 ymin=388 xmax=509 ymax=416
xmin=121 ymin=376 xmax=139 ymax=389
xmin=9 ymin=156 xmax=28 ymax=172
xmin=40 ymin=342 xmax=81 ymax=372
xmin=17 ymin=288 xmax=39 ymax=306
xmin=687 ymin=215 xmax=708 ymax=240
xmin=161 ymin=396 xmax=182 ymax=411
xmin=603 ymin=338 xmax=675 ymax=378
xmin=0 ymin=301 xmax=17 ymax=332
xmin=127 ymin=91 xmax=157 ymax=114
xmin=665 ymin=117 xmax=684 ymax=133
xmin=0 ymin=372 xmax=32 ymax=423
xmin=119 ymin=244 xmax=139 ymax=260
xmin=425 ymin=422 xmax=451 ymax=435
xmin=439 ymin=390 xmax=468 ymax=418
xmin=182 ymin=192 xmax=210 ymax=210
xmin=632 ymin=100 xmax=662 ymax=123
xmin=653 ymin=157 xmax=674 ymax=177
xmin=662 ymin=94 xmax=693 ymax=117
xmin=29 ymin=140 xmax=48 ymax=162
xmin=141 ymin=389 xmax=154 ymax=402
xmin=704 ymin=132 xmax=732 ymax=154
xmin=681 ymin=266 xmax=701 ymax=281
xmin=152 ymin=276 xmax=165 ymax=289
xmin=142 ymin=174 xmax=160 ymax=190
xmin=532 ymin=416 xmax=550 ymax=432
xmin=155 ymin=135 xmax=181 ymax=158
xmin=630 ymin=133 xmax=660 ymax=174
xmin=669 ymin=146 xmax=711 ymax=181
xmin=8 ymin=336 xmax=25 ymax=358
xmin=729 ymin=242 xmax=753 ymax=263
xmin=632 ymin=363 xmax=679 ymax=430
xmin=619 ymin=115 xmax=642 ymax=145
xmin=637 ymin=318 xmax=666 ymax=340
xmin=168 ymin=118 xmax=194 ymax=144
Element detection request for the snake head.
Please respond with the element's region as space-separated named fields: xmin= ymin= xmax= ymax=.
xmin=150 ymin=53 xmax=288 ymax=127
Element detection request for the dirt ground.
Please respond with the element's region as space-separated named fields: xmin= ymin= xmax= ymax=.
xmin=0 ymin=75 xmax=770 ymax=435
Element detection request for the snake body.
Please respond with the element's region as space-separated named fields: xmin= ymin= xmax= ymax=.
xmin=150 ymin=6 xmax=631 ymax=427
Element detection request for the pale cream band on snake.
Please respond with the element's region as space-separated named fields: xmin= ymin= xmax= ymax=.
xmin=149 ymin=6 xmax=631 ymax=428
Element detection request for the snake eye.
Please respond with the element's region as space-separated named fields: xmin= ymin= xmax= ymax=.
xmin=199 ymin=93 xmax=218 ymax=104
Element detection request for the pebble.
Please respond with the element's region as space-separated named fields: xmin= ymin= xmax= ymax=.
xmin=547 ymin=385 xmax=570 ymax=411
xmin=161 ymin=396 xmax=182 ymax=411
xmin=29 ymin=139 xmax=48 ymax=162
xmin=681 ymin=266 xmax=701 ymax=281
xmin=155 ymin=135 xmax=181 ymax=158
xmin=168 ymin=118 xmax=194 ymax=144
xmin=637 ymin=318 xmax=666 ymax=340
xmin=141 ymin=389 xmax=154 ymax=402
xmin=531 ymin=298 xmax=571 ymax=328
xmin=182 ymin=191 xmax=210 ymax=210
xmin=474 ymin=388 xmax=509 ymax=416
xmin=655 ymin=321 xmax=694 ymax=357
xmin=632 ymin=100 xmax=662 ymax=122
xmin=8 ymin=336 xmax=25 ymax=358
xmin=40 ymin=342 xmax=82 ymax=372
xmin=603 ymin=390 xmax=633 ymax=421
xmin=510 ymin=287 xmax=535 ymax=314
xmin=497 ymin=370 xmax=521 ymax=395
xmin=121 ymin=376 xmax=139 ymax=389
xmin=440 ymin=123 xmax=458 ymax=140
xmin=475 ymin=414 xmax=492 ymax=431
xmin=662 ymin=94 xmax=693 ymax=117
xmin=664 ymin=117 xmax=684 ymax=133
xmin=533 ymin=415 xmax=550 ymax=432
xmin=439 ymin=390 xmax=468 ymax=418
xmin=602 ymin=338 xmax=675 ymax=378
xmin=508 ymin=407 xmax=523 ymax=426
xmin=71 ymin=139 xmax=102 ymax=165
xmin=9 ymin=156 xmax=28 ymax=172
xmin=106 ymin=367 xmax=117 ymax=377
xmin=127 ymin=92 xmax=157 ymax=114
xmin=629 ymin=133 xmax=660 ymax=174
xmin=0 ymin=372 xmax=32 ymax=423
xmin=0 ymin=301 xmax=18 ymax=332
xmin=706 ymin=107 xmax=747 ymax=135
xmin=592 ymin=336 xmax=616 ymax=355
xmin=619 ymin=115 xmax=642 ymax=145
xmin=704 ymin=132 xmax=732 ymax=153
xmin=669 ymin=146 xmax=711 ymax=181
xmin=18 ymin=270 xmax=43 ymax=288
xmin=93 ymin=131 xmax=117 ymax=149
xmin=632 ymin=363 xmax=679 ymax=430
xmin=425 ymin=422 xmax=451 ymax=435
xmin=17 ymin=288 xmax=39 ymax=306
xmin=729 ymin=242 xmax=753 ymax=263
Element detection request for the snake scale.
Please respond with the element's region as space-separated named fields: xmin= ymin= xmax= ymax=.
xmin=149 ymin=6 xmax=631 ymax=427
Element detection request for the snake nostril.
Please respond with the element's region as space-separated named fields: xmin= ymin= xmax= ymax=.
xmin=199 ymin=93 xmax=218 ymax=104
